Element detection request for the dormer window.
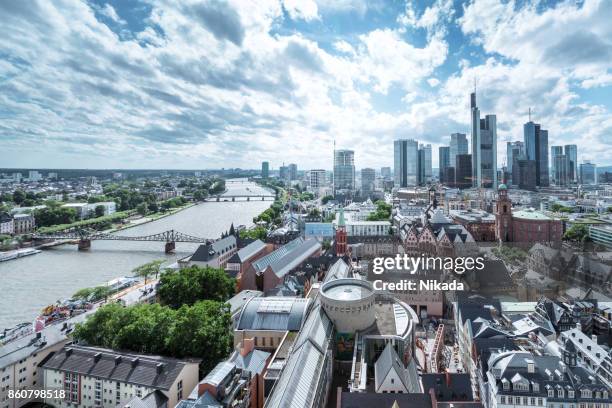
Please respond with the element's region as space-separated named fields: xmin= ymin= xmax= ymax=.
xmin=557 ymin=388 xmax=564 ymax=398
xmin=548 ymin=389 xmax=554 ymax=398
xmin=503 ymin=380 xmax=510 ymax=390
xmin=568 ymin=390 xmax=574 ymax=398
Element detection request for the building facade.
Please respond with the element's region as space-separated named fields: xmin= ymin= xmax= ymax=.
xmin=394 ymin=139 xmax=419 ymax=187
xmin=334 ymin=149 xmax=355 ymax=196
xmin=471 ymin=92 xmax=497 ymax=189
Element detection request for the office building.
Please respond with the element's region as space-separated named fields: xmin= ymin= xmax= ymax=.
xmin=438 ymin=146 xmax=450 ymax=182
xmin=288 ymin=163 xmax=297 ymax=180
xmin=580 ymin=161 xmax=597 ymax=185
xmin=455 ymin=154 xmax=472 ymax=189
xmin=450 ymin=133 xmax=468 ymax=168
xmin=506 ymin=141 xmax=524 ymax=177
xmin=517 ymin=159 xmax=537 ymax=191
xmin=564 ymin=144 xmax=578 ymax=183
xmin=524 ymin=119 xmax=549 ymax=187
xmin=309 ymin=169 xmax=326 ymax=190
xmin=551 ymin=146 xmax=570 ymax=186
xmin=418 ymin=144 xmax=432 ymax=185
xmin=394 ymin=139 xmax=418 ymax=187
xmin=333 ymin=149 xmax=355 ymax=196
xmin=261 ymin=161 xmax=269 ymax=178
xmin=380 ymin=167 xmax=391 ymax=179
xmin=279 ymin=165 xmax=288 ymax=180
xmin=361 ymin=168 xmax=376 ymax=198
xmin=470 ymin=92 xmax=497 ymax=189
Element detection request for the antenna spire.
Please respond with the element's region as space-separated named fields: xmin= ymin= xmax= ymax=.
xmin=529 ymin=107 xmax=532 ymax=122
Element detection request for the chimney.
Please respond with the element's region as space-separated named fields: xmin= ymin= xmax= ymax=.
xmin=591 ymin=335 xmax=597 ymax=344
xmin=115 ymin=356 xmax=122 ymax=365
xmin=445 ymin=369 xmax=451 ymax=387
xmin=65 ymin=347 xmax=73 ymax=357
xmin=131 ymin=358 xmax=139 ymax=367
xmin=156 ymin=363 xmax=164 ymax=374
xmin=94 ymin=352 xmax=101 ymax=362
xmin=240 ymin=338 xmax=255 ymax=357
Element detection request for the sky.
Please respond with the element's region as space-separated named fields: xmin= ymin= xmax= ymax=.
xmin=0 ymin=0 xmax=611 ymax=170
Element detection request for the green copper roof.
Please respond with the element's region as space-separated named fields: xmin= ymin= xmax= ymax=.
xmin=338 ymin=207 xmax=346 ymax=227
xmin=513 ymin=209 xmax=552 ymax=220
xmin=498 ymin=183 xmax=507 ymax=190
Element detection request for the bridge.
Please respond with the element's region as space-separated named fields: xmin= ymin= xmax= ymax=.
xmin=33 ymin=229 xmax=214 ymax=253
xmin=206 ymin=194 xmax=275 ymax=202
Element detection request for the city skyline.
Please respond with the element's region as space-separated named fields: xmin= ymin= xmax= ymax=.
xmin=1 ymin=0 xmax=612 ymax=170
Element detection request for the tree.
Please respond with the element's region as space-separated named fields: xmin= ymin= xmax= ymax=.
xmin=132 ymin=259 xmax=165 ymax=284
xmin=95 ymin=205 xmax=106 ymax=218
xmin=33 ymin=206 xmax=78 ymax=227
xmin=367 ymin=200 xmax=392 ymax=221
xmin=321 ymin=195 xmax=334 ymax=205
xmin=12 ymin=190 xmax=26 ymax=205
xmin=136 ymin=202 xmax=149 ymax=216
xmin=240 ymin=226 xmax=267 ymax=240
xmin=72 ymin=301 xmax=232 ymax=372
xmin=158 ymin=265 xmax=235 ymax=308
xmin=563 ymin=224 xmax=590 ymax=243
xmin=72 ymin=287 xmax=94 ymax=301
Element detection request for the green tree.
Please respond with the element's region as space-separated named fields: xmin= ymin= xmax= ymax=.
xmin=132 ymin=259 xmax=165 ymax=284
xmin=240 ymin=226 xmax=267 ymax=240
xmin=367 ymin=200 xmax=392 ymax=221
xmin=94 ymin=205 xmax=105 ymax=218
xmin=158 ymin=265 xmax=235 ymax=308
xmin=72 ymin=287 xmax=94 ymax=301
xmin=12 ymin=190 xmax=26 ymax=204
xmin=136 ymin=202 xmax=149 ymax=216
xmin=321 ymin=195 xmax=334 ymax=205
xmin=563 ymin=224 xmax=590 ymax=243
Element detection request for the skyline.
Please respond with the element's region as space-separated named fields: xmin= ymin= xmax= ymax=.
xmin=1 ymin=0 xmax=612 ymax=169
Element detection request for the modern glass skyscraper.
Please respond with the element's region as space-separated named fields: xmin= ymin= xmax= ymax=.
xmin=523 ymin=121 xmax=549 ymax=187
xmin=470 ymin=92 xmax=497 ymax=189
xmin=550 ymin=146 xmax=566 ymax=186
xmin=394 ymin=139 xmax=418 ymax=187
xmin=564 ymin=144 xmax=577 ymax=183
xmin=288 ymin=163 xmax=297 ymax=180
xmin=439 ymin=146 xmax=450 ymax=181
xmin=506 ymin=141 xmax=524 ymax=175
xmin=261 ymin=161 xmax=269 ymax=178
xmin=419 ymin=144 xmax=432 ymax=185
xmin=333 ymin=149 xmax=355 ymax=195
xmin=580 ymin=162 xmax=597 ymax=185
xmin=450 ymin=133 xmax=468 ymax=168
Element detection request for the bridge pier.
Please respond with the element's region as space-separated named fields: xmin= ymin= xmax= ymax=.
xmin=78 ymin=239 xmax=91 ymax=251
xmin=262 ymin=196 xmax=265 ymax=201
xmin=216 ymin=197 xmax=220 ymax=202
xmin=165 ymin=241 xmax=176 ymax=254
xmin=247 ymin=197 xmax=250 ymax=201
xmin=232 ymin=197 xmax=235 ymax=202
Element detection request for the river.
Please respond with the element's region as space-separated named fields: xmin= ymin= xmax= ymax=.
xmin=0 ymin=179 xmax=271 ymax=331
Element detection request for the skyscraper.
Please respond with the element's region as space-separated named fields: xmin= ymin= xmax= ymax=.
xmin=261 ymin=161 xmax=269 ymax=178
xmin=506 ymin=141 xmax=524 ymax=176
xmin=470 ymin=92 xmax=497 ymax=189
xmin=279 ymin=165 xmax=289 ymax=180
xmin=333 ymin=149 xmax=355 ymax=196
xmin=380 ymin=167 xmax=391 ymax=179
xmin=580 ymin=162 xmax=597 ymax=185
xmin=394 ymin=139 xmax=418 ymax=187
xmin=455 ymin=154 xmax=472 ymax=189
xmin=564 ymin=144 xmax=577 ymax=183
xmin=439 ymin=146 xmax=450 ymax=182
xmin=550 ymin=146 xmax=570 ymax=186
xmin=288 ymin=163 xmax=298 ymax=180
xmin=524 ymin=119 xmax=549 ymax=187
xmin=450 ymin=133 xmax=468 ymax=169
xmin=517 ymin=159 xmax=537 ymax=191
xmin=361 ymin=168 xmax=376 ymax=198
xmin=418 ymin=144 xmax=432 ymax=185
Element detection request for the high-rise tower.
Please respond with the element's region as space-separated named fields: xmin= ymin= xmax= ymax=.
xmin=470 ymin=91 xmax=497 ymax=189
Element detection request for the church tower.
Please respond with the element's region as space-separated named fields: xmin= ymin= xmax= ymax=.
xmin=495 ymin=183 xmax=512 ymax=242
xmin=335 ymin=207 xmax=347 ymax=256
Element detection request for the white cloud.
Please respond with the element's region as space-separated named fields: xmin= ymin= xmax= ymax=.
xmin=283 ymin=0 xmax=319 ymax=21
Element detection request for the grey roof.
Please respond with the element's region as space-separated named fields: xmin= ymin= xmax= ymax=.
xmin=339 ymin=392 xmax=433 ymax=408
xmin=374 ymin=343 xmax=412 ymax=392
xmin=231 ymin=348 xmax=270 ymax=376
xmin=227 ymin=290 xmax=262 ymax=316
xmin=322 ymin=258 xmax=350 ymax=283
xmin=175 ymin=392 xmax=221 ymax=408
xmin=252 ymin=237 xmax=321 ymax=278
xmin=190 ymin=236 xmax=237 ymax=262
xmin=265 ymin=303 xmax=334 ymax=408
xmin=236 ymin=297 xmax=311 ymax=331
xmin=42 ymin=345 xmax=194 ymax=390
xmin=202 ymin=361 xmax=236 ymax=387
xmin=229 ymin=239 xmax=266 ymax=264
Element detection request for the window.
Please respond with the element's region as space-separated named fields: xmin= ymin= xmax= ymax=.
xmin=500 ymin=396 xmax=506 ymax=404
xmin=177 ymin=380 xmax=183 ymax=401
xmin=548 ymin=389 xmax=554 ymax=397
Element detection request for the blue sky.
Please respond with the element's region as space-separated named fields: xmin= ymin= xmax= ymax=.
xmin=0 ymin=0 xmax=611 ymax=170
